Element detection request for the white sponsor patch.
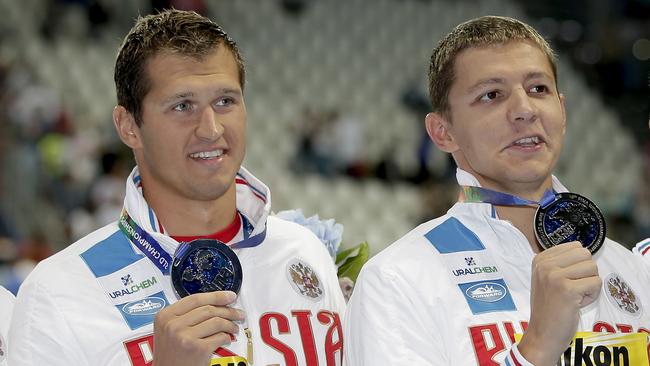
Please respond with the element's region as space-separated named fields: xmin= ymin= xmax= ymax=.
xmin=98 ymin=259 xmax=163 ymax=305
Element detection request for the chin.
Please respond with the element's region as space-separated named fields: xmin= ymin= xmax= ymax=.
xmin=506 ymin=169 xmax=552 ymax=185
xmin=185 ymin=181 xmax=232 ymax=201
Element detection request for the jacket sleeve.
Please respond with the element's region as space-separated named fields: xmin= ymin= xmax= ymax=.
xmin=343 ymin=262 xmax=447 ymax=365
xmin=502 ymin=343 xmax=536 ymax=366
xmin=9 ymin=276 xmax=89 ymax=365
xmin=633 ymin=238 xmax=650 ymax=265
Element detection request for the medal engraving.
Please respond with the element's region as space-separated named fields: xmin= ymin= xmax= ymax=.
xmin=535 ymin=193 xmax=606 ymax=254
xmin=172 ymin=239 xmax=242 ymax=298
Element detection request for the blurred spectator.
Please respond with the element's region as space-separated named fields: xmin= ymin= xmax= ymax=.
xmin=400 ymin=82 xmax=455 ymax=183
xmin=0 ymin=231 xmax=53 ymax=294
xmin=42 ymin=0 xmax=111 ymax=40
xmin=329 ymin=110 xmax=368 ymax=178
xmin=279 ymin=0 xmax=310 ymax=16
xmin=291 ymin=107 xmax=338 ymax=176
xmin=292 ymin=106 xmax=369 ymax=178
xmin=90 ymin=149 xmax=130 ymax=226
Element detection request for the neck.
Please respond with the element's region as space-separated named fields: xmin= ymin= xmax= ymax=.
xmin=474 ymin=174 xmax=554 ymax=253
xmin=479 ymin=177 xmax=553 ymax=203
xmin=142 ymin=183 xmax=237 ymax=237
xmin=495 ymin=205 xmax=543 ymax=253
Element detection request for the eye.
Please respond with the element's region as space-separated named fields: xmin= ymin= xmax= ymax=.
xmin=215 ymin=97 xmax=235 ymax=107
xmin=479 ymin=91 xmax=500 ymax=102
xmin=529 ymin=85 xmax=549 ymax=94
xmin=172 ymin=102 xmax=192 ymax=112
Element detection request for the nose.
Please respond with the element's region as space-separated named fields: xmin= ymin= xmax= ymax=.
xmin=195 ymin=107 xmax=224 ymax=141
xmin=507 ymin=88 xmax=537 ymax=124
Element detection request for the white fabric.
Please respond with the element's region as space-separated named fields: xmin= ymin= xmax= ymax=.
xmin=10 ymin=166 xmax=345 ymax=366
xmin=0 ymin=286 xmax=14 ymax=366
xmin=344 ymin=168 xmax=650 ymax=365
xmin=633 ymin=238 xmax=650 ymax=266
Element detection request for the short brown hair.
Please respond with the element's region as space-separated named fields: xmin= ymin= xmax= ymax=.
xmin=428 ymin=16 xmax=557 ymax=118
xmin=114 ymin=9 xmax=245 ymax=125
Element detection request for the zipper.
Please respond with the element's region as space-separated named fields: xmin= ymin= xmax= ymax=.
xmin=245 ymin=327 xmax=254 ymax=365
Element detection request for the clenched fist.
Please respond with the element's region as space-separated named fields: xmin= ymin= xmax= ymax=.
xmin=152 ymin=291 xmax=245 ymax=366
xmin=518 ymin=242 xmax=602 ymax=366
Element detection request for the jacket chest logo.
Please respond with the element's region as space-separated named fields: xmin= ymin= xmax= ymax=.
xmin=605 ymin=273 xmax=642 ymax=317
xmin=287 ymin=259 xmax=323 ymax=300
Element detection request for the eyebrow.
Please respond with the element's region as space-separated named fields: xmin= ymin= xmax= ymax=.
xmin=160 ymin=88 xmax=242 ymax=106
xmin=466 ymin=78 xmax=505 ymax=94
xmin=466 ymin=72 xmax=553 ymax=93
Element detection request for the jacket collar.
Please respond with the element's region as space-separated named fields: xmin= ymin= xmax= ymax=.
xmin=122 ymin=165 xmax=271 ymax=256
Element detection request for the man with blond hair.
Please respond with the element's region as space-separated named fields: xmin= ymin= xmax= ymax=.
xmin=345 ymin=16 xmax=650 ymax=365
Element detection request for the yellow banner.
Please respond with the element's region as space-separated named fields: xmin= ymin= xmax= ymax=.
xmin=209 ymin=355 xmax=248 ymax=366
xmin=515 ymin=332 xmax=649 ymax=366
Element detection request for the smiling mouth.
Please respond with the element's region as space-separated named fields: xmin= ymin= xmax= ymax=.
xmin=510 ymin=136 xmax=544 ymax=148
xmin=189 ymin=149 xmax=224 ymax=160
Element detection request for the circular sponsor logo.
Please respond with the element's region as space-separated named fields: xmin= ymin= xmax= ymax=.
xmin=286 ymin=258 xmax=323 ymax=301
xmin=122 ymin=296 xmax=166 ymax=316
xmin=465 ymin=282 xmax=507 ymax=303
xmin=604 ymin=273 xmax=642 ymax=317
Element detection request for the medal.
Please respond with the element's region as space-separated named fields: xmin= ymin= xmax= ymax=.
xmin=534 ymin=192 xmax=605 ymax=254
xmin=462 ymin=186 xmax=606 ymax=254
xmin=171 ymin=239 xmax=243 ymax=298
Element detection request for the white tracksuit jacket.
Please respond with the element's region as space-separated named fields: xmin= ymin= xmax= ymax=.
xmin=0 ymin=286 xmax=14 ymax=366
xmin=345 ymin=169 xmax=650 ymax=366
xmin=10 ymin=167 xmax=345 ymax=366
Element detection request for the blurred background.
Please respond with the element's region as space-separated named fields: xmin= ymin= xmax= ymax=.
xmin=0 ymin=0 xmax=648 ymax=293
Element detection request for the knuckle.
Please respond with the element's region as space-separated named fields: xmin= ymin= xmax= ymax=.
xmin=227 ymin=307 xmax=241 ymax=320
xmin=210 ymin=316 xmax=227 ymax=330
xmin=178 ymin=333 xmax=197 ymax=350
xmin=186 ymin=294 xmax=201 ymax=308
xmin=201 ymin=305 xmax=216 ymax=318
xmin=154 ymin=310 xmax=167 ymax=324
xmin=216 ymin=332 xmax=232 ymax=346
xmin=594 ymin=276 xmax=603 ymax=288
xmin=578 ymin=247 xmax=591 ymax=258
xmin=165 ymin=318 xmax=182 ymax=335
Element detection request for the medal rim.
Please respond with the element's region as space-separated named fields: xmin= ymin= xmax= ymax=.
xmin=534 ymin=192 xmax=606 ymax=254
xmin=171 ymin=239 xmax=243 ymax=298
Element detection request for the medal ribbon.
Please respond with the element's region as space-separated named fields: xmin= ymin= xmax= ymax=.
xmin=118 ymin=208 xmax=266 ymax=275
xmin=461 ymin=186 xmax=556 ymax=208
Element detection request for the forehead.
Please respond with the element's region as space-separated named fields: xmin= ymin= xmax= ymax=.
xmin=143 ymin=47 xmax=240 ymax=95
xmin=451 ymin=41 xmax=555 ymax=88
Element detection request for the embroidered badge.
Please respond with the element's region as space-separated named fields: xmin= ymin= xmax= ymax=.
xmin=287 ymin=259 xmax=323 ymax=300
xmin=604 ymin=273 xmax=642 ymax=317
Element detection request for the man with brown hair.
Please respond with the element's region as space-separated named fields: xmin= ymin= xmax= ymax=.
xmin=345 ymin=16 xmax=650 ymax=365
xmin=10 ymin=9 xmax=345 ymax=366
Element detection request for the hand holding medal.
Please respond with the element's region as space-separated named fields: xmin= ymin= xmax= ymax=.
xmin=461 ymin=186 xmax=606 ymax=365
xmin=118 ymin=209 xmax=264 ymax=366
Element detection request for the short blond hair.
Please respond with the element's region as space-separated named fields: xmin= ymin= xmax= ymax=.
xmin=428 ymin=16 xmax=557 ymax=118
